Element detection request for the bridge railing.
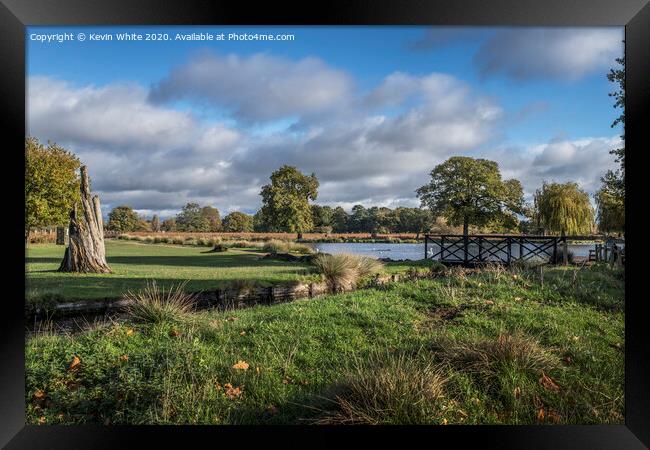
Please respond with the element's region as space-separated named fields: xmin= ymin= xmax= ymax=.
xmin=423 ymin=234 xmax=568 ymax=266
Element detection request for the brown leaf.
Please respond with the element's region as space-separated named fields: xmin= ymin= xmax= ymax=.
xmin=169 ymin=329 xmax=180 ymax=337
xmin=547 ymin=410 xmax=562 ymax=423
xmin=239 ymin=331 xmax=246 ymax=336
xmin=38 ymin=416 xmax=46 ymax=425
xmin=537 ymin=408 xmax=545 ymax=421
xmin=68 ymin=355 xmax=81 ymax=372
xmin=227 ymin=316 xmax=238 ymax=322
xmin=513 ymin=387 xmax=521 ymax=398
xmin=33 ymin=389 xmax=45 ymax=399
xmin=539 ymin=372 xmax=561 ymax=393
xmin=119 ymin=355 xmax=129 ymax=362
xmin=232 ymin=360 xmax=249 ymax=370
xmin=224 ymin=383 xmax=243 ymax=400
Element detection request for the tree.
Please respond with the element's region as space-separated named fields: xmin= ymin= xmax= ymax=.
xmin=106 ymin=205 xmax=141 ymax=232
xmin=223 ymin=211 xmax=253 ymax=232
xmin=331 ymin=207 xmax=349 ymax=233
xmin=311 ymin=205 xmax=334 ymax=232
xmin=58 ymin=166 xmax=111 ymax=273
xmin=596 ymin=50 xmax=625 ymax=235
xmin=259 ymin=165 xmax=319 ymax=239
xmin=533 ymin=182 xmax=594 ymax=236
xmin=416 ymin=156 xmax=524 ymax=236
xmin=25 ymin=137 xmax=81 ymax=242
xmin=201 ymin=206 xmax=222 ymax=232
xmin=176 ymin=203 xmax=211 ymax=232
xmin=151 ymin=214 xmax=161 ymax=232
xmin=252 ymin=210 xmax=270 ymax=232
xmin=161 ymin=218 xmax=176 ymax=232
xmin=595 ymin=187 xmax=624 ymax=234
xmin=349 ymin=205 xmax=369 ymax=233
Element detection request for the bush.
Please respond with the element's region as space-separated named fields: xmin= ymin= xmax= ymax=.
xmin=313 ymin=253 xmax=383 ymax=293
xmin=123 ymin=280 xmax=196 ymax=324
xmin=317 ymin=351 xmax=447 ymax=424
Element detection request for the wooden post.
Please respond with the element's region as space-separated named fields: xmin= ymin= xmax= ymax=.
xmin=424 ymin=235 xmax=428 ymax=260
xmin=441 ymin=235 xmax=445 ymax=261
xmin=478 ymin=237 xmax=483 ymax=262
xmin=507 ymin=237 xmax=512 ymax=266
xmin=553 ymin=238 xmax=558 ymax=264
xmin=563 ymin=236 xmax=568 ymax=266
xmin=463 ymin=234 xmax=469 ymax=265
xmin=519 ymin=238 xmax=523 ymax=261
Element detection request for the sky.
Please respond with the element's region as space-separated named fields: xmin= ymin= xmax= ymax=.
xmin=26 ymin=26 xmax=624 ymax=219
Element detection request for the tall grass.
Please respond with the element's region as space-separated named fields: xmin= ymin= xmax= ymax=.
xmin=313 ymin=253 xmax=383 ymax=293
xmin=317 ymin=350 xmax=447 ymax=424
xmin=262 ymin=239 xmax=314 ymax=255
xmin=124 ymin=280 xmax=196 ymax=324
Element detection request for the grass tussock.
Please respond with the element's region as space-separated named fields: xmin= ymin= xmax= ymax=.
xmin=262 ymin=239 xmax=313 ymax=255
xmin=318 ymin=351 xmax=447 ymax=425
xmin=431 ymin=332 xmax=559 ymax=386
xmin=313 ymin=253 xmax=384 ymax=293
xmin=124 ymin=280 xmax=196 ymax=324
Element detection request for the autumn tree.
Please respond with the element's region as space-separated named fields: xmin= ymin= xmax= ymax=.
xmin=25 ymin=137 xmax=81 ymax=243
xmin=161 ymin=218 xmax=177 ymax=232
xmin=259 ymin=165 xmax=319 ymax=239
xmin=107 ymin=205 xmax=140 ymax=232
xmin=416 ymin=157 xmax=524 ymax=236
xmin=533 ymin=182 xmax=594 ymax=236
xmin=176 ymin=203 xmax=211 ymax=232
xmin=201 ymin=206 xmax=222 ymax=232
xmin=151 ymin=214 xmax=161 ymax=232
xmin=223 ymin=211 xmax=253 ymax=232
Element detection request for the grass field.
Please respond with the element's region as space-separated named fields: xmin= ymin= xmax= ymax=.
xmin=25 ymin=263 xmax=624 ymax=425
xmin=26 ymin=240 xmax=319 ymax=302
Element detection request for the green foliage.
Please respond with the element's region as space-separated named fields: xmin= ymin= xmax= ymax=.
xmin=594 ymin=187 xmax=624 ymax=233
xmin=107 ymin=205 xmax=141 ymax=232
xmin=25 ymin=137 xmax=81 ymax=239
xmin=200 ymin=206 xmax=222 ymax=232
xmin=417 ymin=157 xmax=524 ymax=235
xmin=176 ymin=203 xmax=211 ymax=232
xmin=161 ymin=218 xmax=176 ymax=232
xmin=259 ymin=165 xmax=319 ymax=235
xmin=533 ymin=182 xmax=594 ymax=235
xmin=313 ymin=253 xmax=383 ymax=293
xmin=223 ymin=212 xmax=254 ymax=232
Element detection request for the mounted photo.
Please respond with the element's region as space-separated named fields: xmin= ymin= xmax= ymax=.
xmin=25 ymin=25 xmax=625 ymax=426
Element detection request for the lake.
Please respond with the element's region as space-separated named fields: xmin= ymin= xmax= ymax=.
xmin=312 ymin=242 xmax=606 ymax=261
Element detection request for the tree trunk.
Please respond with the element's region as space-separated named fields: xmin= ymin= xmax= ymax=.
xmin=58 ymin=166 xmax=111 ymax=273
xmin=463 ymin=218 xmax=469 ymax=236
xmin=297 ymin=231 xmax=303 ymax=240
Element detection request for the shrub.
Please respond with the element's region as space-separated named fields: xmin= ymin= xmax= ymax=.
xmin=123 ymin=280 xmax=196 ymax=324
xmin=313 ymin=253 xmax=383 ymax=293
xmin=262 ymin=239 xmax=288 ymax=254
xmin=317 ymin=351 xmax=447 ymax=424
xmin=172 ymin=238 xmax=184 ymax=245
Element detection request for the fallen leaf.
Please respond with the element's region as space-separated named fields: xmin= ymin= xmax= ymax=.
xmin=56 ymin=413 xmax=65 ymax=421
xmin=239 ymin=331 xmax=246 ymax=336
xmin=119 ymin=355 xmax=129 ymax=362
xmin=68 ymin=355 xmax=81 ymax=372
xmin=227 ymin=317 xmax=238 ymax=322
xmin=125 ymin=328 xmax=135 ymax=336
xmin=514 ymin=297 xmax=522 ymax=301
xmin=485 ymin=300 xmax=495 ymax=306
xmin=232 ymin=360 xmax=249 ymax=370
xmin=562 ymin=355 xmax=573 ymax=365
xmin=34 ymin=389 xmax=45 ymax=399
xmin=169 ymin=329 xmax=180 ymax=337
xmin=38 ymin=416 xmax=46 ymax=425
xmin=539 ymin=372 xmax=561 ymax=393
xmin=513 ymin=387 xmax=521 ymax=398
xmin=537 ymin=408 xmax=545 ymax=421
xmin=441 ymin=418 xmax=448 ymax=425
xmin=256 ymin=367 xmax=261 ymax=375
xmin=224 ymin=383 xmax=243 ymax=400
xmin=215 ymin=383 xmax=222 ymax=391
xmin=547 ymin=410 xmax=562 ymax=423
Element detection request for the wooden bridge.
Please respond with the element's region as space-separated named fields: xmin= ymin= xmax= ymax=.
xmin=423 ymin=234 xmax=568 ymax=266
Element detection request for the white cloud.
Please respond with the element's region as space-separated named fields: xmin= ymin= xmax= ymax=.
xmin=148 ymin=51 xmax=354 ymax=122
xmin=474 ymin=28 xmax=623 ymax=81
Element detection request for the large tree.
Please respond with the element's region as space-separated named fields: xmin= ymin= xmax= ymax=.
xmin=176 ymin=203 xmax=211 ymax=232
xmin=201 ymin=206 xmax=222 ymax=232
xmin=25 ymin=137 xmax=81 ymax=242
xmin=416 ymin=156 xmax=524 ymax=236
xmin=151 ymin=214 xmax=161 ymax=232
xmin=330 ymin=206 xmax=349 ymax=233
xmin=106 ymin=205 xmax=140 ymax=232
xmin=596 ymin=50 xmax=625 ymax=234
xmin=533 ymin=182 xmax=594 ymax=236
xmin=259 ymin=165 xmax=319 ymax=239
xmin=223 ymin=211 xmax=253 ymax=232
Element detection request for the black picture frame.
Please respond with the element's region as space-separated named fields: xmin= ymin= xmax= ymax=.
xmin=2 ymin=0 xmax=648 ymax=447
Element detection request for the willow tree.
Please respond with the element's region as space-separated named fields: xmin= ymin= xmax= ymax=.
xmin=533 ymin=182 xmax=594 ymax=236
xmin=416 ymin=157 xmax=524 ymax=236
xmin=259 ymin=165 xmax=319 ymax=239
xmin=58 ymin=166 xmax=111 ymax=273
xmin=594 ymin=187 xmax=624 ymax=234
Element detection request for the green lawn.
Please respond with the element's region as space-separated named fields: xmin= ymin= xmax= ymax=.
xmin=26 ymin=240 xmax=317 ymax=301
xmin=26 ymin=263 xmax=624 ymax=425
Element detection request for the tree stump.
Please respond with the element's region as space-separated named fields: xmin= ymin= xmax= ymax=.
xmin=58 ymin=166 xmax=111 ymax=273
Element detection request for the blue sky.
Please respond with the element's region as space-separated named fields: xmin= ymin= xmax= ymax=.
xmin=26 ymin=26 xmax=624 ymax=217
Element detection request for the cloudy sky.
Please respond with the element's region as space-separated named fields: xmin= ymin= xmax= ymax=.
xmin=27 ymin=26 xmax=624 ymax=218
